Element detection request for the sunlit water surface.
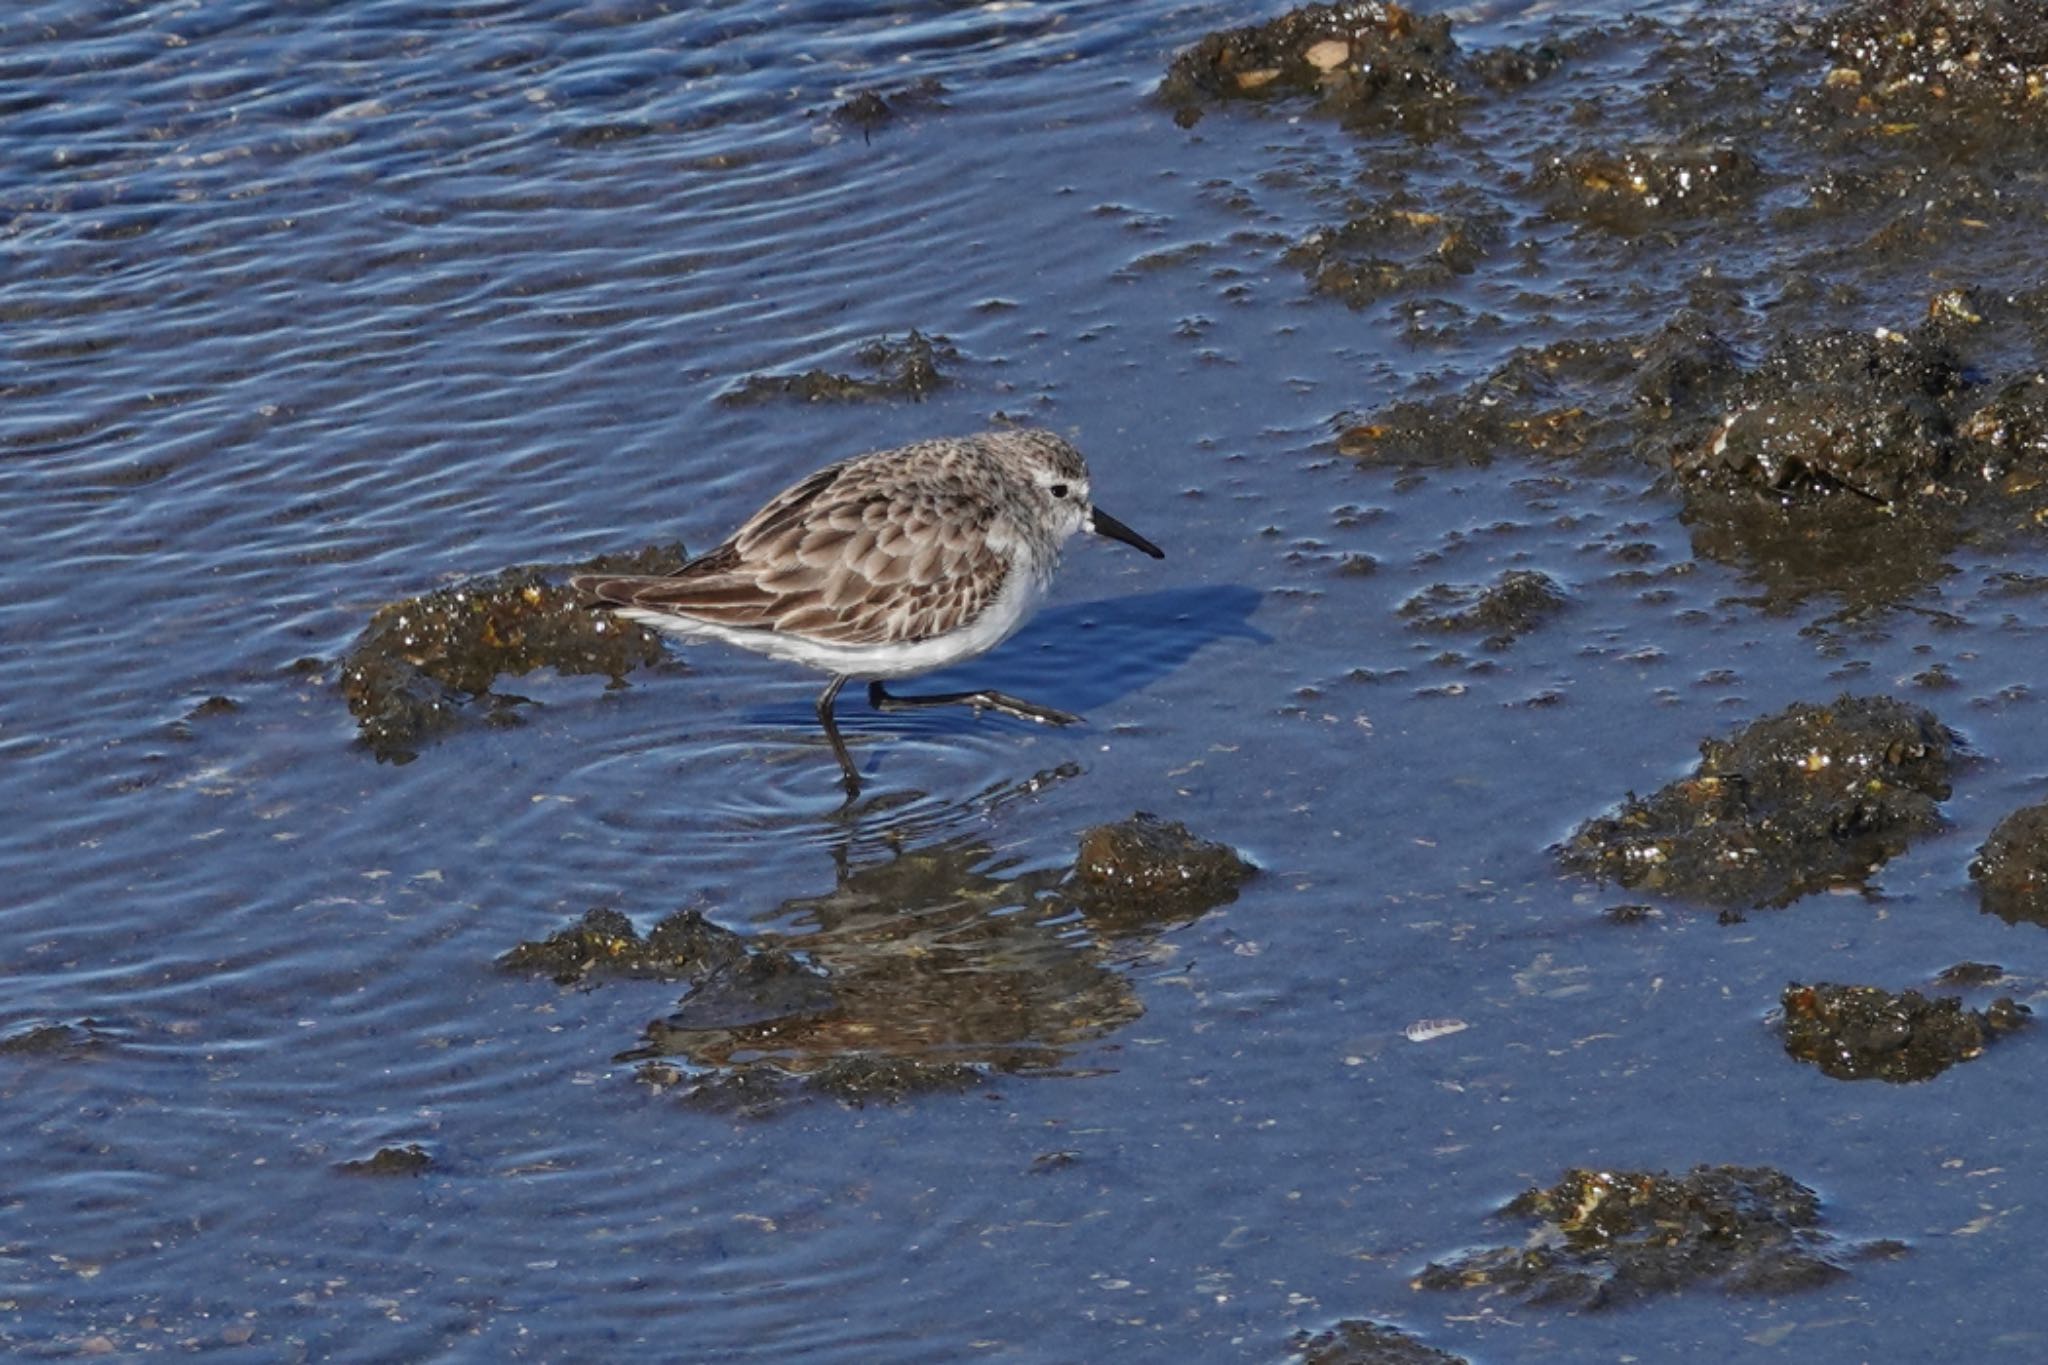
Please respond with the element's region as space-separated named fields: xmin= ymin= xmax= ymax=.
xmin=5 ymin=0 xmax=2048 ymax=1359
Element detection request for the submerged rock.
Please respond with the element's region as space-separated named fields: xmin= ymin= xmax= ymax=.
xmin=1336 ymin=335 xmax=1640 ymax=466
xmin=654 ymin=950 xmax=838 ymax=1033
xmin=337 ymin=1143 xmax=434 ymax=1177
xmin=1285 ymin=194 xmax=1502 ymax=308
xmin=1399 ymin=570 xmax=1568 ymax=647
xmin=1558 ymin=696 xmax=1958 ymax=909
xmin=1779 ymin=981 xmax=2027 ymax=1082
xmin=807 ymin=1054 xmax=984 ymax=1105
xmin=1288 ymin=1319 xmax=1467 ymax=1365
xmin=1971 ymin=801 xmax=2048 ymax=924
xmin=639 ymin=1050 xmax=984 ymax=1112
xmin=340 ymin=542 xmax=683 ymax=761
xmin=0 ymin=1020 xmax=107 ymax=1056
xmin=718 ymin=330 xmax=955 ymax=406
xmin=830 ymin=77 xmax=948 ymax=134
xmin=498 ymin=907 xmax=750 ymax=986
xmin=1415 ymin=1165 xmax=1895 ymax=1309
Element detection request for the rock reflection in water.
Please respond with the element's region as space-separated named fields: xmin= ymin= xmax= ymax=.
xmin=607 ymin=813 xmax=1254 ymax=1110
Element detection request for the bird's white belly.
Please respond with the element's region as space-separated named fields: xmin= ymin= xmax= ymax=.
xmin=616 ymin=564 xmax=1050 ymax=680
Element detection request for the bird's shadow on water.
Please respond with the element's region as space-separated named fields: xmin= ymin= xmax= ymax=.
xmin=742 ymin=584 xmax=1269 ymax=737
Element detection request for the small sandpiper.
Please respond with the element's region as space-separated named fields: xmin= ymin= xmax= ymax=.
xmin=572 ymin=429 xmax=1163 ymax=795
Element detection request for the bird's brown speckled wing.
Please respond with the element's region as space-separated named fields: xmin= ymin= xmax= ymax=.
xmin=577 ymin=450 xmax=1012 ymax=646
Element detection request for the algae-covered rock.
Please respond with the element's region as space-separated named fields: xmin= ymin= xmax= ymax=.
xmin=498 ymin=907 xmax=750 ymax=986
xmin=1288 ymin=1319 xmax=1467 ymax=1365
xmin=1285 ymin=194 xmax=1503 ymax=308
xmin=1533 ymin=143 xmax=1764 ymax=231
xmin=1972 ymin=800 xmax=2048 ymax=925
xmin=1558 ymin=696 xmax=1958 ymax=908
xmin=1958 ymin=375 xmax=2048 ymax=478
xmin=337 ymin=1143 xmax=434 ymax=1177
xmin=718 ymin=331 xmax=955 ymax=406
xmin=1812 ymin=0 xmax=2048 ymax=124
xmin=1160 ymin=3 xmax=1461 ymax=122
xmin=1415 ymin=1165 xmax=1894 ymax=1309
xmin=1779 ymin=981 xmax=2027 ymax=1082
xmin=1070 ymin=812 xmax=1257 ymax=927
xmin=1674 ymin=328 xmax=1964 ymax=505
xmin=341 ymin=542 xmax=684 ymax=761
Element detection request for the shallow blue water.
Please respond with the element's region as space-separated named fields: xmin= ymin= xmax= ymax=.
xmin=5 ymin=0 xmax=2048 ymax=1359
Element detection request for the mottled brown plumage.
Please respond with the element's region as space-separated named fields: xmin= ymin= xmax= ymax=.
xmin=572 ymin=429 xmax=1162 ymax=796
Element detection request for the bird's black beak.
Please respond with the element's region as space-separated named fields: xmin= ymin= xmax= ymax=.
xmin=1088 ymin=506 xmax=1164 ymax=559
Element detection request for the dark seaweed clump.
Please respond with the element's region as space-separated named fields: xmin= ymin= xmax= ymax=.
xmin=1415 ymin=1165 xmax=1898 ymax=1309
xmin=1972 ymin=800 xmax=2048 ymax=924
xmin=340 ymin=542 xmax=684 ymax=761
xmin=1288 ymin=1319 xmax=1466 ymax=1365
xmin=1558 ymin=696 xmax=1958 ymax=909
xmin=718 ymin=331 xmax=955 ymax=406
xmin=1780 ymin=981 xmax=2028 ymax=1082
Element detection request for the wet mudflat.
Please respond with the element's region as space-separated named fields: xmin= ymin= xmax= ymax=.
xmin=7 ymin=0 xmax=2048 ymax=1359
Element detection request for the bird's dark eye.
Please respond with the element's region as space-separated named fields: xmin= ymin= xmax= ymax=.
xmin=1050 ymin=483 xmax=1070 ymax=499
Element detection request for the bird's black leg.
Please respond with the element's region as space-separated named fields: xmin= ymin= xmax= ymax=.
xmin=816 ymin=675 xmax=861 ymax=796
xmin=867 ymin=680 xmax=1081 ymax=727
